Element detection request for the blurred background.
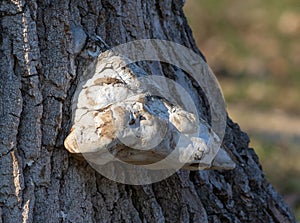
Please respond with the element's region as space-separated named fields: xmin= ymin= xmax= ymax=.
xmin=184 ymin=0 xmax=300 ymax=220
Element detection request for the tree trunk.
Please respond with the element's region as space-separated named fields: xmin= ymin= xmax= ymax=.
xmin=0 ymin=0 xmax=296 ymax=222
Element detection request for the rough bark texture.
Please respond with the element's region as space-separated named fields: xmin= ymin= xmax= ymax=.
xmin=0 ymin=0 xmax=296 ymax=223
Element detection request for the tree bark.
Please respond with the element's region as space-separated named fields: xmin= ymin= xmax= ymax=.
xmin=0 ymin=0 xmax=296 ymax=222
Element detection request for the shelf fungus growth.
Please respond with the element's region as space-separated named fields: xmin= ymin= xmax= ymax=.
xmin=64 ymin=38 xmax=235 ymax=171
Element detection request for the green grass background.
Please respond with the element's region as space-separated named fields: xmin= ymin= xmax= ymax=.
xmin=184 ymin=0 xmax=300 ymax=220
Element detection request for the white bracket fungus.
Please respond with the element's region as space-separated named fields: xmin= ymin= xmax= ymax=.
xmin=64 ymin=37 xmax=235 ymax=171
